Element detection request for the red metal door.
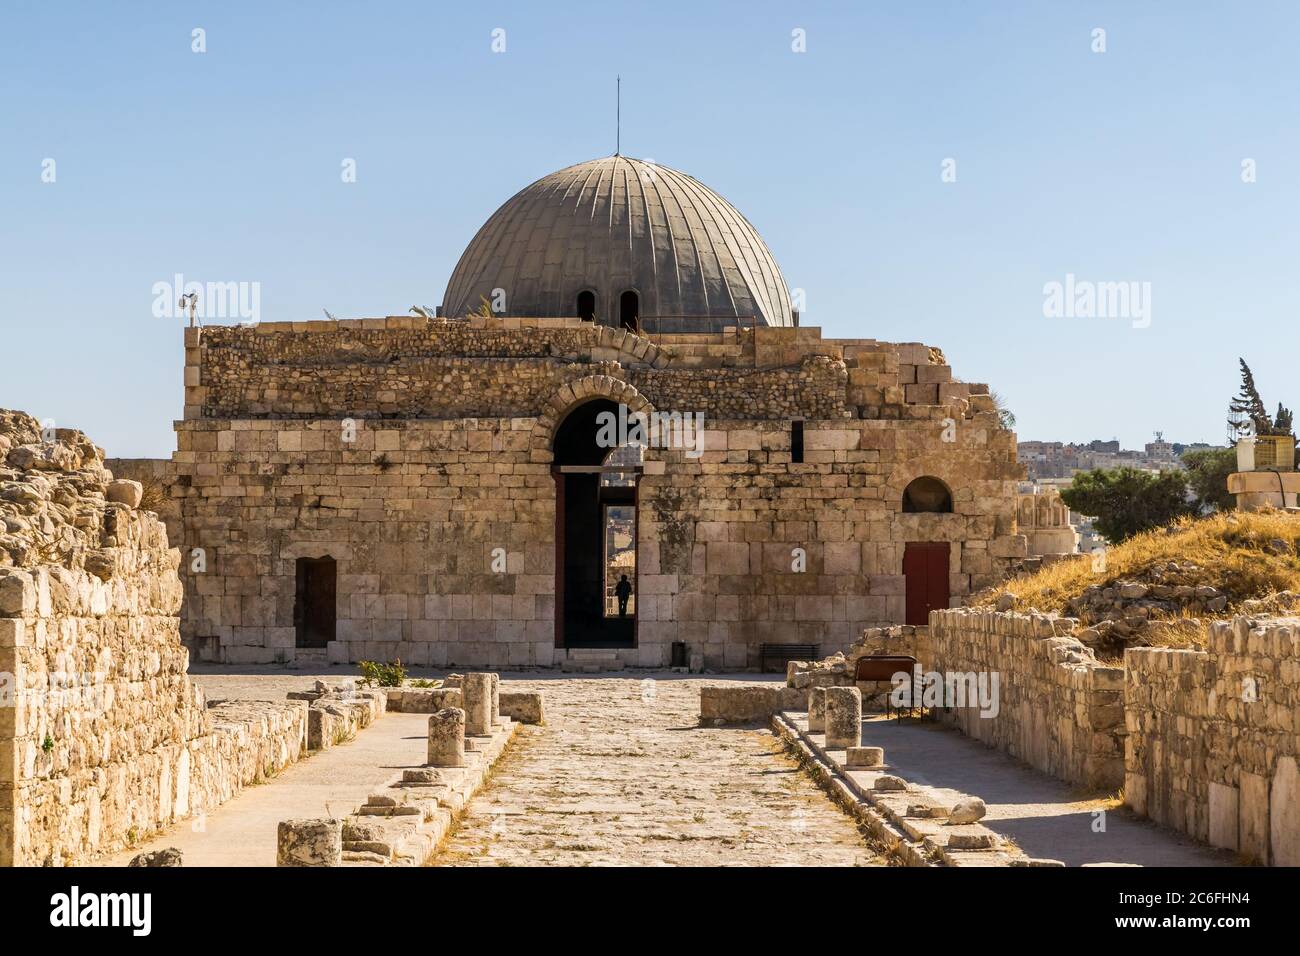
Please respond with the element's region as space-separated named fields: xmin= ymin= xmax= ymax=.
xmin=903 ymin=542 xmax=949 ymax=626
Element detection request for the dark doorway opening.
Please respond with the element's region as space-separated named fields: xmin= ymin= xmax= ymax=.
xmin=552 ymin=399 xmax=638 ymax=649
xmin=790 ymin=419 xmax=805 ymax=463
xmin=903 ymin=542 xmax=949 ymax=625
xmin=619 ymin=290 xmax=639 ymax=332
xmin=577 ymin=290 xmax=596 ymax=322
xmin=294 ymin=556 xmax=336 ymax=648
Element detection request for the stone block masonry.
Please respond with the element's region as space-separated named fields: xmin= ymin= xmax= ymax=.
xmin=1125 ymin=617 xmax=1300 ymax=865
xmin=384 ymin=684 xmax=546 ymax=725
xmin=0 ymin=409 xmax=338 ymax=866
xmin=926 ymin=609 xmax=1125 ymax=791
xmin=772 ymin=710 xmax=1027 ymax=866
xmin=698 ymin=684 xmax=807 ymax=723
xmin=163 ymin=320 xmax=1022 ymax=671
xmin=330 ymin=697 xmax=519 ymax=867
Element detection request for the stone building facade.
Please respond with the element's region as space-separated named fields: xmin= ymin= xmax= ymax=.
xmin=158 ymin=317 xmax=1024 ymax=669
xmin=144 ymin=155 xmax=1025 ymax=669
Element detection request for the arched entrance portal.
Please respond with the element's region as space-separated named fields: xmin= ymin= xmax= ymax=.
xmin=552 ymin=399 xmax=640 ymax=648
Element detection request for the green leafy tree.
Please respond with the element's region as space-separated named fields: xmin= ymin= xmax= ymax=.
xmin=1059 ymin=467 xmax=1196 ymax=544
xmin=1181 ymin=448 xmax=1237 ymax=513
xmin=1276 ymin=403 xmax=1294 ymax=436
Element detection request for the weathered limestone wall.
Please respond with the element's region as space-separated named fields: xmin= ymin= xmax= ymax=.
xmin=169 ymin=416 xmax=553 ymax=666
xmin=165 ymin=319 xmax=1022 ymax=668
xmin=1125 ymin=617 xmax=1300 ymax=865
xmin=639 ymin=419 xmax=1021 ymax=669
xmin=0 ymin=410 xmax=308 ymax=866
xmin=927 ymin=608 xmax=1125 ymax=791
xmin=165 ymin=411 xmax=1020 ymax=669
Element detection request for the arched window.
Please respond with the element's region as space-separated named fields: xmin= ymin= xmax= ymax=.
xmin=902 ymin=476 xmax=953 ymax=513
xmin=577 ymin=290 xmax=596 ymax=322
xmin=619 ymin=290 xmax=639 ymax=332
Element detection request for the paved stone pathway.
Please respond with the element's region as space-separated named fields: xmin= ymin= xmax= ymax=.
xmin=433 ymin=675 xmax=881 ymax=866
xmin=96 ymin=667 xmax=876 ymax=866
xmin=91 ymin=666 xmax=1236 ymax=867
xmin=858 ymin=717 xmax=1236 ymax=867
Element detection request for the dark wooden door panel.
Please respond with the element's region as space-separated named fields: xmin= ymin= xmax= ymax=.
xmin=903 ymin=542 xmax=949 ymax=626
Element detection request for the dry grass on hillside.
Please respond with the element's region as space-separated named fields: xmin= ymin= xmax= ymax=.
xmin=974 ymin=510 xmax=1300 ymax=618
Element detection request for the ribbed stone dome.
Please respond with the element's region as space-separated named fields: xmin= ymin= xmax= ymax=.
xmin=441 ymin=156 xmax=792 ymax=331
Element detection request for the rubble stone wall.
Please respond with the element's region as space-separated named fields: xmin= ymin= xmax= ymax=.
xmin=184 ymin=320 xmax=994 ymax=424
xmin=1125 ymin=618 xmax=1300 ymax=865
xmin=927 ymin=608 xmax=1125 ymax=790
xmin=0 ymin=410 xmax=308 ymax=866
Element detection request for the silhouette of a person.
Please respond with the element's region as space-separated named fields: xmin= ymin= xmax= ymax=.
xmin=614 ymin=574 xmax=633 ymax=617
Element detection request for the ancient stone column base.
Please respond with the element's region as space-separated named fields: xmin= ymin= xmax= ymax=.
xmin=427 ymin=707 xmax=466 ymax=767
xmin=277 ymin=818 xmax=342 ymax=867
xmin=462 ymin=672 xmax=494 ymax=736
xmin=824 ymin=686 xmax=863 ymax=750
xmin=845 ymin=745 xmax=884 ymax=768
xmin=807 ymin=686 xmax=828 ymax=733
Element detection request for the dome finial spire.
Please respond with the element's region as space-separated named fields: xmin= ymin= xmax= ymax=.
xmin=615 ymin=75 xmax=621 ymax=156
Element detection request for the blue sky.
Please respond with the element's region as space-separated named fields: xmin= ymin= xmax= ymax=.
xmin=2 ymin=1 xmax=1296 ymax=457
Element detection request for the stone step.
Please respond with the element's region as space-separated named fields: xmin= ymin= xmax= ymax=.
xmin=565 ymin=648 xmax=620 ymax=660
xmin=559 ymin=660 xmax=626 ymax=672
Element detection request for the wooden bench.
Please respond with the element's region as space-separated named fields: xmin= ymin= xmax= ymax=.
xmin=854 ymin=655 xmax=921 ymax=719
xmin=760 ymin=643 xmax=818 ymax=674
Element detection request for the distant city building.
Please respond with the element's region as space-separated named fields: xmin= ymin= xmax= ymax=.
xmin=1017 ymin=436 xmax=1225 ymax=481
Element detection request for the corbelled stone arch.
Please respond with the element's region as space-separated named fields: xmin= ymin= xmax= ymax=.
xmin=529 ymin=375 xmax=656 ymax=463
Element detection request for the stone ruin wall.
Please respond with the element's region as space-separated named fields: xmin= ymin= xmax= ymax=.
xmin=156 ymin=317 xmax=1023 ymax=668
xmin=164 ymin=412 xmax=1022 ymax=670
xmin=182 ymin=318 xmax=997 ymax=424
xmin=827 ymin=609 xmax=1298 ymax=864
xmin=926 ymin=608 xmax=1125 ymax=790
xmin=0 ymin=411 xmax=306 ymax=866
xmin=802 ymin=611 xmax=1124 ymax=789
xmin=1125 ymin=618 xmax=1300 ymax=865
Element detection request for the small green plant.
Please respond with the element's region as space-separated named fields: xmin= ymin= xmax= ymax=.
xmin=357 ymin=659 xmax=407 ymax=688
xmin=409 ymin=677 xmax=442 ymax=689
xmin=41 ymin=733 xmax=54 ymax=754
